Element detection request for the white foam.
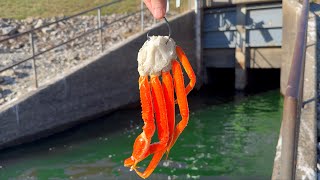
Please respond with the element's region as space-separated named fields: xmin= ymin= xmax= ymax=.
xmin=137 ymin=36 xmax=176 ymax=76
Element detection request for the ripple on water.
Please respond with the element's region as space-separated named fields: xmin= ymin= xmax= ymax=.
xmin=0 ymin=90 xmax=282 ymax=179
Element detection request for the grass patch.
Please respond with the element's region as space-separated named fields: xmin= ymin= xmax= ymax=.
xmin=0 ymin=0 xmax=141 ymax=19
xmin=0 ymin=0 xmax=192 ymax=20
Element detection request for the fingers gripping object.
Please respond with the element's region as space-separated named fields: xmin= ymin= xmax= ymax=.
xmin=124 ymin=17 xmax=196 ymax=179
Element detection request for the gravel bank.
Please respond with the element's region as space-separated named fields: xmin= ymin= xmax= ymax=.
xmin=0 ymin=11 xmax=159 ymax=107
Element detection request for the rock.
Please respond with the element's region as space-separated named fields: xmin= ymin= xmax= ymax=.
xmin=2 ymin=76 xmax=14 ymax=85
xmin=18 ymin=25 xmax=26 ymax=33
xmin=8 ymin=39 xmax=15 ymax=44
xmin=49 ymin=24 xmax=57 ymax=29
xmin=67 ymin=52 xmax=79 ymax=60
xmin=34 ymin=19 xmax=44 ymax=28
xmin=25 ymin=17 xmax=34 ymax=24
xmin=58 ymin=22 xmax=66 ymax=28
xmin=55 ymin=34 xmax=62 ymax=39
xmin=13 ymin=43 xmax=24 ymax=49
xmin=42 ymin=37 xmax=48 ymax=42
xmin=54 ymin=46 xmax=64 ymax=53
xmin=50 ymin=30 xmax=58 ymax=36
xmin=78 ymin=53 xmax=86 ymax=60
xmin=0 ymin=77 xmax=4 ymax=84
xmin=0 ymin=21 xmax=9 ymax=28
xmin=1 ymin=26 xmax=17 ymax=35
xmin=49 ymin=17 xmax=57 ymax=23
xmin=41 ymin=27 xmax=51 ymax=34
xmin=18 ymin=25 xmax=32 ymax=33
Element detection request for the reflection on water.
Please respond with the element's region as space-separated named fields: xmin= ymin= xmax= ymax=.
xmin=0 ymin=89 xmax=282 ymax=180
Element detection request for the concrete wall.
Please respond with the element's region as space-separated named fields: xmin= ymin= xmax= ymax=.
xmin=0 ymin=11 xmax=196 ymax=150
xmin=204 ymin=47 xmax=281 ymax=68
xmin=248 ymin=47 xmax=282 ymax=68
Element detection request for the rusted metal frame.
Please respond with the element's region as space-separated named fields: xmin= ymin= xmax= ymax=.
xmin=0 ymin=2 xmax=149 ymax=91
xmin=0 ymin=27 xmax=100 ymax=73
xmin=279 ymin=0 xmax=309 ymax=179
xmin=29 ymin=32 xmax=38 ymax=88
xmin=0 ymin=8 xmax=148 ymax=73
xmin=141 ymin=0 xmax=144 ymax=31
xmin=98 ymin=8 xmax=103 ymax=53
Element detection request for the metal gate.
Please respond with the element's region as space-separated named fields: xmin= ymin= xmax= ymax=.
xmin=203 ymin=3 xmax=282 ymax=48
xmin=203 ymin=3 xmax=282 ymax=68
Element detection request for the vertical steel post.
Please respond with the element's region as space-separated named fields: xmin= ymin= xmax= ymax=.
xmin=29 ymin=32 xmax=38 ymax=88
xmin=141 ymin=0 xmax=144 ymax=31
xmin=195 ymin=0 xmax=204 ymax=85
xmin=278 ymin=0 xmax=309 ymax=179
xmin=98 ymin=8 xmax=103 ymax=52
xmin=234 ymin=5 xmax=247 ymax=90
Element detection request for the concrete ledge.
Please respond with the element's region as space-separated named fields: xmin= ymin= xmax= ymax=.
xmin=295 ymin=8 xmax=317 ymax=178
xmin=272 ymin=3 xmax=317 ymax=179
xmin=0 ymin=11 xmax=196 ymax=150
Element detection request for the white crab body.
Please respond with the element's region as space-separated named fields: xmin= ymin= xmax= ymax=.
xmin=137 ymin=36 xmax=176 ymax=76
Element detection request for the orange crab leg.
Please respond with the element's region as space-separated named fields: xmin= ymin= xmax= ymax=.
xmin=124 ymin=76 xmax=155 ymax=169
xmin=161 ymin=71 xmax=175 ymax=152
xmin=148 ymin=75 xmax=169 ymax=153
xmin=126 ymin=72 xmax=175 ymax=162
xmin=161 ymin=71 xmax=176 ymax=158
xmin=176 ymin=46 xmax=196 ymax=95
xmin=135 ymin=150 xmax=166 ymax=179
xmin=168 ymin=60 xmax=190 ymax=151
xmin=133 ymin=75 xmax=170 ymax=179
xmin=142 ymin=72 xmax=175 ymax=156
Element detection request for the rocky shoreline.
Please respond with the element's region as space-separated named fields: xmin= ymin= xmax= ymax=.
xmin=0 ymin=11 xmax=156 ymax=107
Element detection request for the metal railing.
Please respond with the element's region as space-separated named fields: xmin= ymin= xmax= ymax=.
xmin=0 ymin=0 xmax=149 ymax=89
xmin=279 ymin=0 xmax=309 ymax=179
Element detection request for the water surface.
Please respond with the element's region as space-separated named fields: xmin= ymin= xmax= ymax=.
xmin=0 ymin=90 xmax=282 ymax=180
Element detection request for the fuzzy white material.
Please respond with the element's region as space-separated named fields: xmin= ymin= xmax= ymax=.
xmin=137 ymin=36 xmax=176 ymax=76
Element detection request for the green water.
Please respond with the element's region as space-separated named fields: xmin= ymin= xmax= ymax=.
xmin=0 ymin=90 xmax=282 ymax=180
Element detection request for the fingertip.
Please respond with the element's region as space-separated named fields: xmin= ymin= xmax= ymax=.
xmin=153 ymin=7 xmax=165 ymax=19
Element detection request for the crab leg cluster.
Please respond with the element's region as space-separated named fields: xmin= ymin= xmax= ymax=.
xmin=124 ymin=36 xmax=196 ymax=179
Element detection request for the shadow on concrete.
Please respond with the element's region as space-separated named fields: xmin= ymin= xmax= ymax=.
xmin=250 ymin=48 xmax=276 ymax=68
xmin=203 ymin=6 xmax=275 ymax=48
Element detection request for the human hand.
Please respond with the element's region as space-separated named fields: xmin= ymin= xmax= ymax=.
xmin=144 ymin=0 xmax=166 ymax=19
